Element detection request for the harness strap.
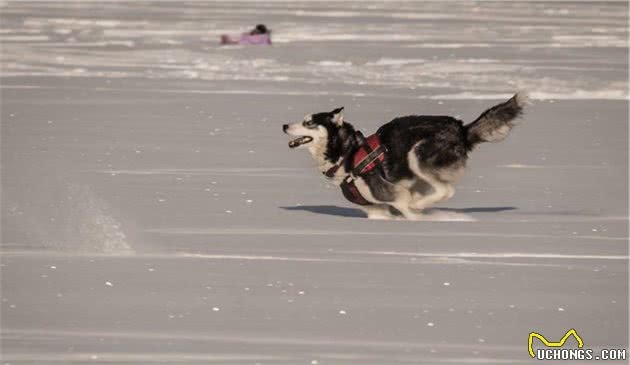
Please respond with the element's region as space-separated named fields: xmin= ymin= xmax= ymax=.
xmin=340 ymin=176 xmax=372 ymax=205
xmin=352 ymin=144 xmax=386 ymax=176
xmin=321 ymin=131 xmax=387 ymax=206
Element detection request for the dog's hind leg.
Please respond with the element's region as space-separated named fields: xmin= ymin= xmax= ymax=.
xmin=409 ymin=181 xmax=453 ymax=211
xmin=439 ymin=184 xmax=455 ymax=202
xmin=407 ymin=158 xmax=457 ymax=212
xmin=387 ymin=189 xmax=427 ymax=220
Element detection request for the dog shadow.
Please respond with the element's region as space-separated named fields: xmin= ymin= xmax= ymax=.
xmin=281 ymin=205 xmax=516 ymax=218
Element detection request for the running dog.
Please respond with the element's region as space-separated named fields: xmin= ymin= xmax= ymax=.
xmin=283 ymin=92 xmax=528 ymax=220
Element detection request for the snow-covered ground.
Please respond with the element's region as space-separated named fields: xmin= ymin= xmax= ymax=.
xmin=1 ymin=1 xmax=628 ymax=364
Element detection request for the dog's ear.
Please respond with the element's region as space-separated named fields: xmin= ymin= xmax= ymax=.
xmin=330 ymin=107 xmax=344 ymax=126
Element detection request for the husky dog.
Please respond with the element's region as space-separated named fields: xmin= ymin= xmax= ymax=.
xmin=283 ymin=92 xmax=528 ymax=220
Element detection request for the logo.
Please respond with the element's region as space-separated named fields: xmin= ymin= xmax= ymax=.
xmin=528 ymin=329 xmax=584 ymax=358
xmin=528 ymin=329 xmax=627 ymax=361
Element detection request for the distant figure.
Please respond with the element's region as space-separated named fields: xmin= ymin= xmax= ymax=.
xmin=249 ymin=24 xmax=270 ymax=36
xmin=220 ymin=24 xmax=272 ymax=45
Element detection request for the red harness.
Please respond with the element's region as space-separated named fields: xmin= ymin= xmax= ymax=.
xmin=323 ymin=134 xmax=387 ymax=206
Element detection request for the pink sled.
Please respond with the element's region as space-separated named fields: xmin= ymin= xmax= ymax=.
xmin=220 ymin=34 xmax=271 ymax=45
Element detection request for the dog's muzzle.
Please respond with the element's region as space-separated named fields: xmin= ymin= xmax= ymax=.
xmin=283 ymin=124 xmax=313 ymax=148
xmin=288 ymin=136 xmax=313 ymax=148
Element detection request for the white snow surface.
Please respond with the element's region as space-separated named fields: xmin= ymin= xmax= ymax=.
xmin=1 ymin=1 xmax=628 ymax=364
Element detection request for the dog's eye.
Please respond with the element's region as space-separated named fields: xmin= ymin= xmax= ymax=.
xmin=303 ymin=120 xmax=316 ymax=128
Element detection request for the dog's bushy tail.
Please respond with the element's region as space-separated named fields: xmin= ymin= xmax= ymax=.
xmin=465 ymin=92 xmax=528 ymax=149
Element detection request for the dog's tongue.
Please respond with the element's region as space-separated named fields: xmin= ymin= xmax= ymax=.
xmin=288 ymin=136 xmax=313 ymax=148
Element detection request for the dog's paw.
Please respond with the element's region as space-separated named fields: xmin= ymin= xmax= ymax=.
xmin=404 ymin=210 xmax=476 ymax=222
xmin=424 ymin=211 xmax=476 ymax=222
xmin=367 ymin=213 xmax=397 ymax=220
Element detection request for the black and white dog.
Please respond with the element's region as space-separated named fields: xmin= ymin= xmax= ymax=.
xmin=283 ymin=92 xmax=527 ymax=220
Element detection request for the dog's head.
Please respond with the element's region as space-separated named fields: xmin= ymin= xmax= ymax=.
xmin=282 ymin=107 xmax=344 ymax=149
xmin=282 ymin=107 xmax=355 ymax=169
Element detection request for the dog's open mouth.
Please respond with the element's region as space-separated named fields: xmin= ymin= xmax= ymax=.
xmin=288 ymin=136 xmax=313 ymax=148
